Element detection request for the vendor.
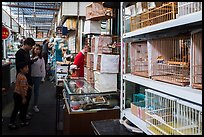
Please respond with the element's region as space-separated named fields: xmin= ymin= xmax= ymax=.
xmin=70 ymin=46 xmax=88 ymax=77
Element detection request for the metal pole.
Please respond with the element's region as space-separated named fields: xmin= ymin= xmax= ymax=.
xmin=3 ymin=40 xmax=7 ymax=59
xmin=23 ymin=10 xmax=24 ymax=36
xmin=75 ymin=2 xmax=80 ymax=53
xmin=10 ymin=2 xmax=12 ymax=30
xmin=18 ymin=3 xmax=20 ymax=34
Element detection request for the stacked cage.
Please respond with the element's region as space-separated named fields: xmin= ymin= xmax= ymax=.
xmin=86 ymin=2 xmax=112 ymax=21
xmin=178 ymin=2 xmax=202 ymax=17
xmin=86 ymin=53 xmax=94 ymax=87
xmin=130 ymin=41 xmax=148 ymax=77
xmin=130 ymin=2 xmax=178 ymax=31
xmin=151 ymin=35 xmax=190 ymax=86
xmin=145 ymin=89 xmax=202 ymax=135
xmin=192 ymin=31 xmax=202 ymax=90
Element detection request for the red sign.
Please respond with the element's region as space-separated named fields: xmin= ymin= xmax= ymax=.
xmin=2 ymin=26 xmax=10 ymax=40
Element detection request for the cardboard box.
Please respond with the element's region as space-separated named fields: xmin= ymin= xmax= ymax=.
xmin=84 ymin=20 xmax=101 ymax=34
xmin=94 ymin=71 xmax=117 ymax=92
xmin=131 ymin=102 xmax=146 ymax=121
xmin=100 ymin=54 xmax=119 ymax=73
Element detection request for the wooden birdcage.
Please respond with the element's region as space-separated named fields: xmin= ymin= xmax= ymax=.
xmin=98 ymin=35 xmax=112 ymax=54
xmin=86 ymin=52 xmax=94 ymax=70
xmin=96 ymin=54 xmax=101 ymax=72
xmin=86 ymin=68 xmax=94 ymax=87
xmin=178 ymin=2 xmax=202 ymax=17
xmin=145 ymin=89 xmax=202 ymax=135
xmin=192 ymin=31 xmax=202 ymax=90
xmin=86 ymin=2 xmax=112 ymax=21
xmin=131 ymin=2 xmax=178 ymax=31
xmin=151 ymin=35 xmax=190 ymax=86
xmin=130 ymin=41 xmax=148 ymax=77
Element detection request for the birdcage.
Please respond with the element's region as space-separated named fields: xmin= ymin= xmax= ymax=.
xmin=86 ymin=52 xmax=94 ymax=70
xmin=86 ymin=2 xmax=112 ymax=21
xmin=178 ymin=2 xmax=202 ymax=17
xmin=151 ymin=35 xmax=190 ymax=86
xmin=192 ymin=31 xmax=202 ymax=90
xmin=86 ymin=68 xmax=94 ymax=87
xmin=131 ymin=2 xmax=178 ymax=31
xmin=130 ymin=41 xmax=148 ymax=77
xmin=145 ymin=89 xmax=202 ymax=135
xmin=98 ymin=35 xmax=112 ymax=54
xmin=96 ymin=54 xmax=101 ymax=71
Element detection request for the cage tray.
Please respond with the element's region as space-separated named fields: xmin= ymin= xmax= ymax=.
xmin=152 ymin=75 xmax=190 ymax=86
xmin=192 ymin=83 xmax=202 ymax=90
xmin=132 ymin=71 xmax=149 ymax=78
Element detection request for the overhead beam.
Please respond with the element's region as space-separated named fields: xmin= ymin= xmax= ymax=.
xmin=30 ymin=24 xmax=52 ymax=27
xmin=2 ymin=4 xmax=59 ymax=11
xmin=12 ymin=14 xmax=54 ymax=18
xmin=24 ymin=28 xmax=50 ymax=30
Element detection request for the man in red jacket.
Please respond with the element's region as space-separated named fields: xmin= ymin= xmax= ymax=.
xmin=72 ymin=46 xmax=88 ymax=77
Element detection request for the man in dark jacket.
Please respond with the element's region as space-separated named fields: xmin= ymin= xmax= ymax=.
xmin=15 ymin=37 xmax=36 ymax=121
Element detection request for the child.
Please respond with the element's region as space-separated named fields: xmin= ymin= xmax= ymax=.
xmin=31 ymin=44 xmax=46 ymax=112
xmin=8 ymin=62 xmax=30 ymax=129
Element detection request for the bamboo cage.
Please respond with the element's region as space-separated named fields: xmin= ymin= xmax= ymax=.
xmin=91 ymin=35 xmax=112 ymax=54
xmin=130 ymin=41 xmax=148 ymax=77
xmin=96 ymin=54 xmax=101 ymax=71
xmin=86 ymin=68 xmax=94 ymax=87
xmin=145 ymin=89 xmax=202 ymax=135
xmin=192 ymin=31 xmax=202 ymax=90
xmin=86 ymin=2 xmax=112 ymax=21
xmin=86 ymin=52 xmax=94 ymax=70
xmin=130 ymin=2 xmax=178 ymax=31
xmin=151 ymin=36 xmax=190 ymax=86
xmin=178 ymin=2 xmax=202 ymax=17
xmin=98 ymin=35 xmax=112 ymax=54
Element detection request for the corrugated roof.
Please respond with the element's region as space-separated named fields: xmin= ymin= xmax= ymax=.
xmin=3 ymin=2 xmax=61 ymax=32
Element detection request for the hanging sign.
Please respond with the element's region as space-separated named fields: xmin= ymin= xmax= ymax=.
xmin=2 ymin=26 xmax=11 ymax=40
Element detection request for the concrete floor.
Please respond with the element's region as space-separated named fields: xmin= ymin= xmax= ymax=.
xmin=2 ymin=80 xmax=59 ymax=135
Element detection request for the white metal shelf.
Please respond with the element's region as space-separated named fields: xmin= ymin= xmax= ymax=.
xmin=123 ymin=11 xmax=202 ymax=40
xmin=123 ymin=73 xmax=202 ymax=105
xmin=121 ymin=108 xmax=152 ymax=135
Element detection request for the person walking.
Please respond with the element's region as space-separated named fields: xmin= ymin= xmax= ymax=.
xmin=15 ymin=37 xmax=36 ymax=120
xmin=31 ymin=44 xmax=46 ymax=112
xmin=8 ymin=62 xmax=31 ymax=129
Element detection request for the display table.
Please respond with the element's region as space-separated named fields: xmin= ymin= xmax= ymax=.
xmin=91 ymin=119 xmax=137 ymax=135
xmin=62 ymin=78 xmax=120 ymax=135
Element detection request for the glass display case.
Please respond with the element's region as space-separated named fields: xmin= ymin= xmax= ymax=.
xmin=63 ymin=78 xmax=120 ymax=113
xmin=62 ymin=78 xmax=120 ymax=135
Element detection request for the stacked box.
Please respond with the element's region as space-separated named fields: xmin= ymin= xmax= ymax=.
xmin=86 ymin=2 xmax=112 ymax=20
xmin=100 ymin=54 xmax=119 ymax=73
xmin=131 ymin=93 xmax=146 ymax=120
xmin=131 ymin=102 xmax=146 ymax=121
xmin=94 ymin=71 xmax=117 ymax=92
xmin=84 ymin=20 xmax=101 ymax=34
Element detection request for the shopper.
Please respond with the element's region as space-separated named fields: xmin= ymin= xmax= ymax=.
xmin=8 ymin=62 xmax=31 ymax=129
xmin=71 ymin=46 xmax=88 ymax=77
xmin=42 ymin=38 xmax=52 ymax=79
xmin=31 ymin=44 xmax=46 ymax=112
xmin=15 ymin=37 xmax=36 ymax=120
